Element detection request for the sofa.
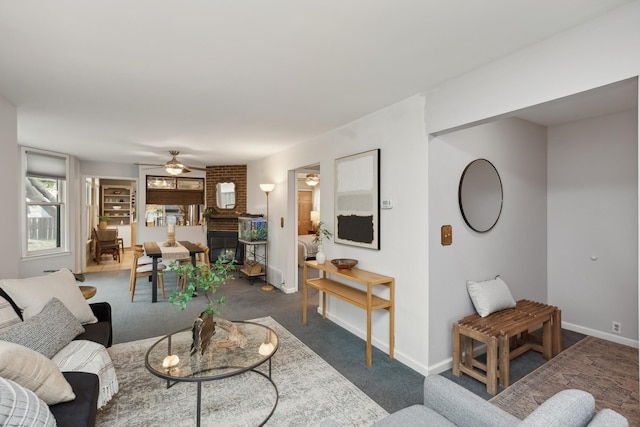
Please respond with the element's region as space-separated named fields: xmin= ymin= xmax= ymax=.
xmin=0 ymin=269 xmax=115 ymax=427
xmin=322 ymin=375 xmax=628 ymax=427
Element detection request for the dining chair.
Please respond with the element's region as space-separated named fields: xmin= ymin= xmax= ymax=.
xmin=133 ymin=244 xmax=160 ymax=266
xmin=93 ymin=228 xmax=120 ymax=264
xmin=177 ymin=242 xmax=210 ymax=291
xmin=130 ymin=249 xmax=166 ymax=302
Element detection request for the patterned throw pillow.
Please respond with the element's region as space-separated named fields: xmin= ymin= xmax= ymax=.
xmin=0 ymin=295 xmax=21 ymax=331
xmin=0 ymin=377 xmax=56 ymax=427
xmin=0 ymin=297 xmax=85 ymax=358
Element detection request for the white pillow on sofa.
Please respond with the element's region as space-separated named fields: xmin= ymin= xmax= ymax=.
xmin=0 ymin=269 xmax=97 ymax=324
xmin=466 ymin=276 xmax=516 ymax=317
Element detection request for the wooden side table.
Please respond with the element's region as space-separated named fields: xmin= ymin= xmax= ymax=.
xmin=79 ymin=285 xmax=97 ymax=300
xmin=452 ymin=299 xmax=561 ymax=395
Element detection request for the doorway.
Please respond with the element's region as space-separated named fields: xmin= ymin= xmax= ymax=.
xmin=82 ymin=176 xmax=137 ymax=273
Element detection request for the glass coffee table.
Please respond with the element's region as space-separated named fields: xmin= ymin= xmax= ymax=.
xmin=145 ymin=321 xmax=279 ymax=427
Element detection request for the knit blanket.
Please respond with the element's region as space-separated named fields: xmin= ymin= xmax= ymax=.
xmin=52 ymin=340 xmax=119 ymax=408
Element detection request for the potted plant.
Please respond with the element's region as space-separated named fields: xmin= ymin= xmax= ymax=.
xmin=201 ymin=206 xmax=218 ymax=226
xmin=313 ymin=221 xmax=332 ymax=264
xmin=168 ymin=257 xmax=238 ymax=354
xmin=98 ymin=214 xmax=110 ymax=230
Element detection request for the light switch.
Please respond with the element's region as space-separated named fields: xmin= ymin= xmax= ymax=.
xmin=441 ymin=225 xmax=452 ymax=246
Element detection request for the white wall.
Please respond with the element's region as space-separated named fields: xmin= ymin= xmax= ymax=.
xmin=548 ymin=110 xmax=638 ymax=345
xmin=428 ymin=118 xmax=548 ymax=367
xmin=0 ymin=95 xmax=19 ymax=278
xmin=248 ymin=1 xmax=640 ymax=373
xmin=423 ymin=0 xmax=640 ymax=370
xmin=248 ymin=95 xmax=431 ymax=373
xmin=425 ymin=1 xmax=640 ymax=136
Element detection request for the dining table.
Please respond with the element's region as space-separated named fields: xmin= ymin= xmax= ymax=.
xmin=143 ymin=241 xmax=205 ymax=303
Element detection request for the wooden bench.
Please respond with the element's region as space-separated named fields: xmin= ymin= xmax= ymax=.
xmin=452 ymin=299 xmax=561 ymax=395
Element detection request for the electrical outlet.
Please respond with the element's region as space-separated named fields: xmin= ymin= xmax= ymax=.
xmin=612 ymin=321 xmax=622 ymax=334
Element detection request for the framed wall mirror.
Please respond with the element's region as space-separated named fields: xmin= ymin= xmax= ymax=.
xmin=458 ymin=158 xmax=503 ymax=233
xmin=216 ymin=182 xmax=236 ymax=210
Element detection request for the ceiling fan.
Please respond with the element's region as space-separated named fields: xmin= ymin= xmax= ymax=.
xmin=139 ymin=151 xmax=208 ymax=175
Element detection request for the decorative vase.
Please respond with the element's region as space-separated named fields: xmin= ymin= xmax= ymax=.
xmin=316 ymin=245 xmax=326 ymax=264
xmin=98 ymin=221 xmax=107 ymax=230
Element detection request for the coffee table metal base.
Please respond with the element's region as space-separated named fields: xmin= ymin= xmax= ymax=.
xmin=165 ymin=359 xmax=279 ymax=427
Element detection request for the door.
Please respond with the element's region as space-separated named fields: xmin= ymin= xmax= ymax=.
xmin=298 ymin=191 xmax=312 ymax=235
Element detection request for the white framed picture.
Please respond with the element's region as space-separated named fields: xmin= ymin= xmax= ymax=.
xmin=334 ymin=149 xmax=380 ymax=250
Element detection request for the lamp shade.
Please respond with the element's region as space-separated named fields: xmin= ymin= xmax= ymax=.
xmin=310 ymin=211 xmax=320 ymax=222
xmin=260 ymin=183 xmax=275 ymax=193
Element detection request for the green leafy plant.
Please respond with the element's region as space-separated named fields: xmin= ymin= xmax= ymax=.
xmin=98 ymin=214 xmax=110 ymax=222
xmin=202 ymin=206 xmax=218 ymax=224
xmin=313 ymin=221 xmax=333 ymax=245
xmin=168 ymin=257 xmax=236 ymax=314
xmin=250 ymin=225 xmax=268 ymax=241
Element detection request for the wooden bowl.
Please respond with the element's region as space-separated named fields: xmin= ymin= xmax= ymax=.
xmin=331 ymin=258 xmax=358 ymax=270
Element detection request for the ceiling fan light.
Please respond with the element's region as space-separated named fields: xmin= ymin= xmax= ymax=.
xmin=305 ymin=174 xmax=320 ymax=186
xmin=164 ymin=155 xmax=185 ymax=175
xmin=165 ymin=166 xmax=183 ymax=175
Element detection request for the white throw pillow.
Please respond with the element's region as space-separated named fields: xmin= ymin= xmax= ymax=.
xmin=466 ymin=276 xmax=516 ymax=317
xmin=0 ymin=340 xmax=76 ymax=405
xmin=0 ymin=269 xmax=97 ymax=324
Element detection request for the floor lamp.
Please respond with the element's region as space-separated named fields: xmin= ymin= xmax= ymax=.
xmin=260 ymin=183 xmax=275 ymax=291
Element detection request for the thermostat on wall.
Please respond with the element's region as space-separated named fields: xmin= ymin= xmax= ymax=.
xmin=381 ymin=200 xmax=393 ymax=209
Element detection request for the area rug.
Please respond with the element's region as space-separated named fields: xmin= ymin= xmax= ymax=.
xmin=490 ymin=336 xmax=639 ymax=425
xmin=96 ymin=316 xmax=388 ymax=426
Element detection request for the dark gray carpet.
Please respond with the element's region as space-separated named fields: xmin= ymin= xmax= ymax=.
xmin=82 ymin=268 xmax=587 ymax=414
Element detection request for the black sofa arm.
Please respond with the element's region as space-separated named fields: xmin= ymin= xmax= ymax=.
xmin=89 ymin=301 xmax=111 ymax=323
xmin=87 ymin=302 xmax=113 ymax=348
xmin=50 ymin=372 xmax=99 ymax=427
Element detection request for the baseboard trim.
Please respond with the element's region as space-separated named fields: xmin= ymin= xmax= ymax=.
xmin=562 ymin=321 xmax=639 ymax=348
xmin=316 ymin=307 xmax=430 ymax=376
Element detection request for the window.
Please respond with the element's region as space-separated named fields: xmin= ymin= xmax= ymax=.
xmin=24 ymin=149 xmax=68 ymax=256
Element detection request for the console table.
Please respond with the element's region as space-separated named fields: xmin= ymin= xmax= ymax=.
xmin=303 ymin=260 xmax=394 ymax=367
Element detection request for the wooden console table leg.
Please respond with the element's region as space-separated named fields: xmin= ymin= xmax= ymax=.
xmin=365 ymin=288 xmax=373 ymax=367
xmin=321 ymin=291 xmax=327 ymax=319
xmin=302 ymin=263 xmax=308 ymax=324
xmin=388 ymin=279 xmax=395 ymax=360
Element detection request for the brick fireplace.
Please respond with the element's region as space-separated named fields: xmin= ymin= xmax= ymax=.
xmin=205 ymin=165 xmax=247 ymax=263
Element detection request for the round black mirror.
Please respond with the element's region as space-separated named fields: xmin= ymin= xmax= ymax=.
xmin=458 ymin=159 xmax=503 ymax=232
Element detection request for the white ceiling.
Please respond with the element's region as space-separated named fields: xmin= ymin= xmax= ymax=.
xmin=0 ymin=0 xmax=634 ymax=168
